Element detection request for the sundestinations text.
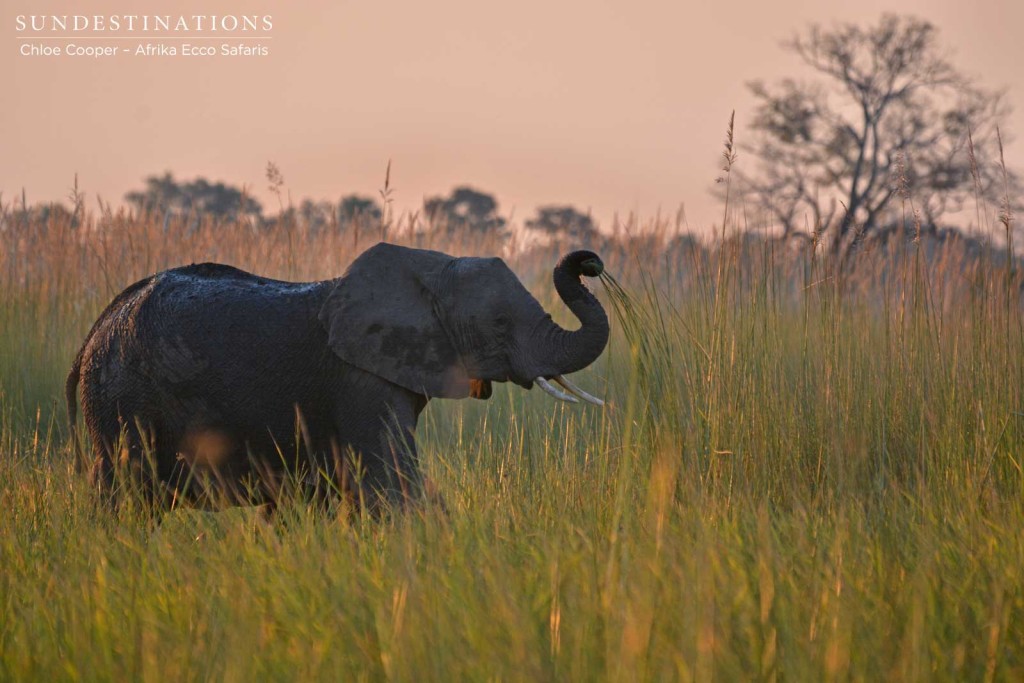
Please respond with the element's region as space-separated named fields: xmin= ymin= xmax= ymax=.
xmin=15 ymin=15 xmax=273 ymax=32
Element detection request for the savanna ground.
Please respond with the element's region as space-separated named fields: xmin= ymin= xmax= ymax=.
xmin=1 ymin=185 xmax=1023 ymax=681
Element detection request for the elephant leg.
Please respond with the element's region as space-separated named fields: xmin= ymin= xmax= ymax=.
xmin=331 ymin=414 xmax=422 ymax=511
xmin=378 ymin=417 xmax=423 ymax=505
xmin=330 ymin=375 xmax=430 ymax=512
xmin=85 ymin=427 xmax=160 ymax=520
xmin=377 ymin=429 xmax=449 ymax=513
xmin=89 ymin=448 xmax=116 ymax=510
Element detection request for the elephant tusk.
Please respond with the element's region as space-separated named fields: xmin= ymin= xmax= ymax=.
xmin=534 ymin=377 xmax=579 ymax=403
xmin=553 ymin=375 xmax=604 ymax=406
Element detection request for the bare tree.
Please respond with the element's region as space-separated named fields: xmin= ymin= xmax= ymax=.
xmin=740 ymin=14 xmax=1015 ymax=250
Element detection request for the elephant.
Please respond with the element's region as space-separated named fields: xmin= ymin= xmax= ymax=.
xmin=66 ymin=242 xmax=609 ymax=512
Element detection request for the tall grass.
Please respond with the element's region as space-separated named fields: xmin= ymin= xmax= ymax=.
xmin=1 ymin=180 xmax=1023 ymax=680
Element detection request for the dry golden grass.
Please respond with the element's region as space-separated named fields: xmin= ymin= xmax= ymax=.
xmin=1 ymin=182 xmax=1023 ymax=679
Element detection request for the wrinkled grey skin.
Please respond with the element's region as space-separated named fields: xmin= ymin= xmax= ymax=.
xmin=66 ymin=242 xmax=609 ymax=511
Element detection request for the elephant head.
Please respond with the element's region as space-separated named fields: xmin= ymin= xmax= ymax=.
xmin=318 ymin=243 xmax=609 ymax=403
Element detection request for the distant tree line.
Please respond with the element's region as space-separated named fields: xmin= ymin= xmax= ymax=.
xmin=116 ymin=173 xmax=601 ymax=242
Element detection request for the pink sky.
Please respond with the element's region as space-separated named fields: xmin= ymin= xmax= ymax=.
xmin=4 ymin=0 xmax=1022 ymax=232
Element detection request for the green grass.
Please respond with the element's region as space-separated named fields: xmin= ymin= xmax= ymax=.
xmin=1 ymin=205 xmax=1023 ymax=680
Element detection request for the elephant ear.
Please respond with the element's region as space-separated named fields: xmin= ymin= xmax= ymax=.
xmin=318 ymin=243 xmax=471 ymax=398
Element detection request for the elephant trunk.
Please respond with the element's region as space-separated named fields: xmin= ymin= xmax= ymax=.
xmin=529 ymin=251 xmax=609 ymax=398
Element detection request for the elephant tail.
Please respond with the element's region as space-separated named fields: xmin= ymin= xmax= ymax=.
xmin=66 ymin=345 xmax=86 ymax=470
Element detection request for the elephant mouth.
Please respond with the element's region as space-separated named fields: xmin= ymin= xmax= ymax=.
xmin=469 ymin=378 xmax=492 ymax=399
xmin=468 ymin=374 xmax=602 ymax=406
